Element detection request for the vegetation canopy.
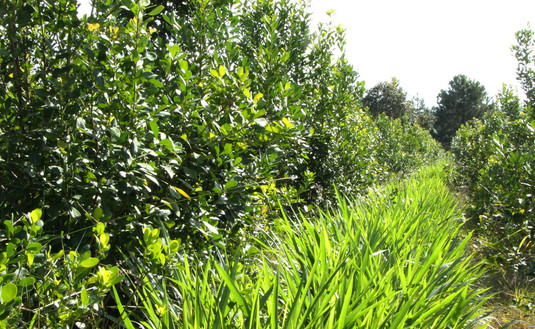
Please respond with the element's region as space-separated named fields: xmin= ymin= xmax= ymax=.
xmin=3 ymin=0 xmax=534 ymax=327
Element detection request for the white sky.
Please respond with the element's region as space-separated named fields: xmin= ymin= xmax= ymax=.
xmin=77 ymin=0 xmax=535 ymax=107
xmin=309 ymin=0 xmax=535 ymax=107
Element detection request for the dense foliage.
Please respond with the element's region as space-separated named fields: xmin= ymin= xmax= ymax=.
xmin=0 ymin=0 xmax=450 ymax=326
xmin=362 ymin=78 xmax=412 ymax=120
xmin=450 ymin=28 xmax=535 ymax=273
xmin=433 ymin=74 xmax=495 ymax=149
xmin=452 ymin=98 xmax=534 ymax=271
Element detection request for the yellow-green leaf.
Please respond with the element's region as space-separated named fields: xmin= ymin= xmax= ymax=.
xmin=1 ymin=283 xmax=17 ymax=304
xmin=30 ymin=208 xmax=42 ymax=224
xmin=26 ymin=253 xmax=35 ymax=266
xmin=80 ymin=257 xmax=99 ymax=268
xmin=173 ymin=187 xmax=191 ymax=199
xmin=282 ymin=117 xmax=294 ymax=129
xmin=210 ymin=68 xmax=219 ymax=78
xmin=253 ymin=93 xmax=263 ymax=103
xmin=100 ymin=233 xmax=110 ymax=247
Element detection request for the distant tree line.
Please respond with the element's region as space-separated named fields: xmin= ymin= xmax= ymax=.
xmin=362 ymin=74 xmax=496 ymax=149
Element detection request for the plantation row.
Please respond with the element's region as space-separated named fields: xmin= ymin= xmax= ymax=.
xmin=0 ymin=0 xmax=444 ymax=326
xmin=449 ymin=28 xmax=535 ymax=275
xmin=1 ymin=0 xmax=535 ymax=327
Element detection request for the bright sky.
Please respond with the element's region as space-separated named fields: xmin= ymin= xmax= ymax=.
xmin=309 ymin=0 xmax=535 ymax=107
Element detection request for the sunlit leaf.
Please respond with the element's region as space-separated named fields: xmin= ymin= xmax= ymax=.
xmin=173 ymin=186 xmax=190 ymax=199
xmin=147 ymin=5 xmax=164 ymax=16
xmin=30 ymin=208 xmax=42 ymax=224
xmin=80 ymin=257 xmax=99 ymax=268
xmin=1 ymin=283 xmax=17 ymax=304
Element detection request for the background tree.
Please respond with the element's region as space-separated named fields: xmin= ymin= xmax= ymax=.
xmin=362 ymin=78 xmax=412 ymax=119
xmin=433 ymin=74 xmax=495 ymax=149
xmin=512 ymin=25 xmax=535 ymax=119
xmin=410 ymin=97 xmax=435 ymax=131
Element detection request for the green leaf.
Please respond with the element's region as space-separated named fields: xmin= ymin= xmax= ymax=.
xmin=224 ymin=180 xmax=238 ymax=190
xmin=167 ymin=44 xmax=181 ymax=58
xmin=147 ymin=5 xmax=164 ymax=16
xmin=169 ymin=240 xmax=180 ymax=254
xmin=149 ymin=120 xmax=159 ymax=137
xmin=159 ymin=138 xmax=174 ymax=152
xmin=218 ymin=65 xmax=226 ymax=78
xmin=80 ymin=258 xmax=99 ymax=268
xmin=1 ymin=283 xmax=17 ymax=304
xmin=113 ymin=286 xmax=136 ymax=329
xmin=149 ymin=78 xmax=163 ymax=88
xmin=86 ymin=171 xmax=97 ymax=181
xmin=93 ymin=207 xmax=103 ymax=220
xmin=215 ymin=264 xmax=250 ymax=317
xmin=179 ymin=60 xmax=189 ymax=71
xmin=95 ymin=222 xmax=105 ymax=235
xmin=30 ymin=209 xmax=42 ymax=224
xmin=81 ymin=287 xmax=89 ymax=307
xmin=210 ymin=68 xmax=219 ymax=78
xmin=26 ymin=242 xmax=42 ymax=253
xmin=19 ymin=277 xmax=36 ymax=288
xmin=110 ymin=127 xmax=121 ymax=140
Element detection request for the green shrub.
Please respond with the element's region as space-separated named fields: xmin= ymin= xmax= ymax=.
xmin=0 ymin=0 xmax=451 ymax=326
xmin=451 ymin=93 xmax=535 ymax=272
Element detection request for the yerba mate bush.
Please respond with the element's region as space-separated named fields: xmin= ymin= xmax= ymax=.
xmin=0 ymin=0 xmax=443 ymax=326
xmin=450 ymin=26 xmax=535 ymax=273
xmin=451 ymin=100 xmax=535 ymax=272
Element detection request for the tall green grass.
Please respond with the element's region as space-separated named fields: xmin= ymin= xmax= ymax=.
xmin=116 ymin=163 xmax=488 ymax=328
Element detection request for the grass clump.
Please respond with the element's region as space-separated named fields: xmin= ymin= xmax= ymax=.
xmin=116 ymin=164 xmax=488 ymax=328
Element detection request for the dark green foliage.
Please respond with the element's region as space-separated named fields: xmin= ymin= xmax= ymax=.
xmin=513 ymin=26 xmax=535 ymax=111
xmin=452 ymin=109 xmax=535 ymax=273
xmin=362 ymin=78 xmax=412 ymax=119
xmin=433 ymin=74 xmax=495 ymax=149
xmin=0 ymin=0 xmax=446 ymax=326
xmin=450 ymin=28 xmax=535 ymax=273
xmin=446 ymin=31 xmax=535 ymax=271
xmin=410 ymin=96 xmax=436 ymax=131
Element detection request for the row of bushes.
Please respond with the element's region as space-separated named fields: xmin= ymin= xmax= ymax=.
xmin=451 ymin=100 xmax=535 ymax=272
xmin=0 ymin=0 xmax=442 ymax=251
xmin=450 ymin=26 xmax=535 ymax=274
xmin=0 ymin=0 xmax=442 ymax=326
